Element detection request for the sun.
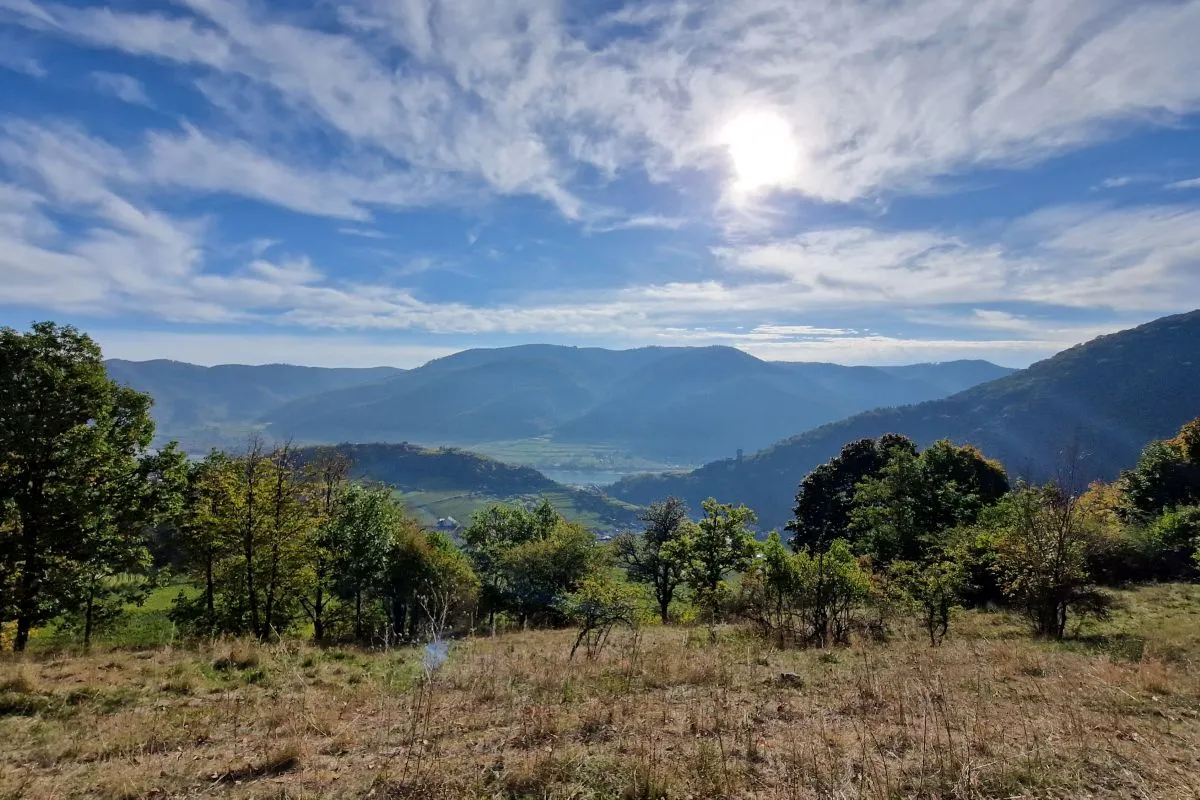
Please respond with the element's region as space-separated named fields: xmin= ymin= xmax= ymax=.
xmin=721 ymin=110 xmax=798 ymax=192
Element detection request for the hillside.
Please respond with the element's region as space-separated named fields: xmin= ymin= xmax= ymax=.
xmin=610 ymin=310 xmax=1200 ymax=530
xmin=105 ymin=360 xmax=402 ymax=452
xmin=261 ymin=345 xmax=1013 ymax=463
xmin=7 ymin=585 xmax=1200 ymax=798
xmin=294 ymin=442 xmax=641 ymax=532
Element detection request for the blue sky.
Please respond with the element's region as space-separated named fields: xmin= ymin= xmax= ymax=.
xmin=1 ymin=0 xmax=1199 ymax=368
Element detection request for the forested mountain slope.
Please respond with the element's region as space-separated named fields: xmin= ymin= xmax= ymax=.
xmin=609 ymin=310 xmax=1200 ymax=529
xmin=294 ymin=442 xmax=641 ymax=532
xmin=262 ymin=345 xmax=1013 ymax=462
xmin=105 ymin=360 xmax=402 ymax=451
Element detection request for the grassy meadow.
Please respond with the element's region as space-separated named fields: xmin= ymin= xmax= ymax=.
xmin=396 ymin=487 xmax=641 ymax=533
xmin=3 ymin=584 xmax=1200 ymax=799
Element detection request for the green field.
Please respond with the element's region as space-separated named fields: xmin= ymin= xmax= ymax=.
xmin=396 ymin=486 xmax=640 ymax=533
xmin=27 ymin=583 xmax=199 ymax=652
xmin=434 ymin=437 xmax=688 ymax=476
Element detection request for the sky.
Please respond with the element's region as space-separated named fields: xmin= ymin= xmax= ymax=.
xmin=1 ymin=0 xmax=1199 ymax=368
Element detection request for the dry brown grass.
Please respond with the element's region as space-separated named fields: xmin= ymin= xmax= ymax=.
xmin=2 ymin=589 xmax=1200 ymax=798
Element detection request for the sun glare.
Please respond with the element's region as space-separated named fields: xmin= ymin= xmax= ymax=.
xmin=721 ymin=110 xmax=798 ymax=192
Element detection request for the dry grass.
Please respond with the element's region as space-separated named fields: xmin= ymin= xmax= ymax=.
xmin=2 ymin=587 xmax=1200 ymax=798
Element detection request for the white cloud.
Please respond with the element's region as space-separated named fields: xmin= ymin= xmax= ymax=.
xmin=1 ymin=114 xmax=1195 ymax=344
xmin=94 ymin=329 xmax=459 ymax=368
xmin=2 ymin=0 xmax=1199 ymax=366
xmin=338 ymin=227 xmax=388 ymax=239
xmin=588 ymin=214 xmax=690 ymax=233
xmin=736 ymin=334 xmax=1078 ymax=367
xmin=1167 ymin=177 xmax=1200 ymax=190
xmin=4 ymin=0 xmax=1200 ymax=212
xmin=89 ymin=72 xmax=151 ymax=105
xmin=0 ymin=33 xmax=45 ymax=76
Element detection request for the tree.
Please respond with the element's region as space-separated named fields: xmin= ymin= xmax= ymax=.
xmin=176 ymin=452 xmax=239 ymax=635
xmin=495 ymin=519 xmax=600 ymax=628
xmin=383 ymin=526 xmax=478 ymax=642
xmin=412 ymin=532 xmax=479 ymax=639
xmin=787 ymin=435 xmax=917 ymax=552
xmin=992 ymin=483 xmax=1113 ymax=639
xmin=672 ymin=498 xmax=757 ymax=633
xmin=0 ymin=322 xmax=185 ymax=651
xmin=462 ymin=499 xmax=560 ymax=630
xmin=889 ymin=560 xmax=965 ymax=646
xmin=1137 ymin=506 xmax=1200 ymax=581
xmin=172 ymin=441 xmax=317 ymax=640
xmin=329 ymin=485 xmax=404 ymax=641
xmin=1120 ymin=418 xmax=1200 ymax=519
xmin=850 ymin=439 xmax=1008 ymax=565
xmin=300 ymin=448 xmax=349 ymax=642
xmin=613 ymin=497 xmax=689 ymax=623
xmin=565 ymin=574 xmax=646 ymax=660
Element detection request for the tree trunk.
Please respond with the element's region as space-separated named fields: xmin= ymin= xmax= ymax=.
xmin=13 ymin=511 xmax=41 ymax=653
xmin=313 ymin=584 xmax=325 ymax=642
xmin=204 ymin=550 xmax=215 ymax=632
xmin=14 ymin=615 xmax=32 ymax=653
xmin=354 ymin=589 xmax=363 ymax=642
xmin=658 ymin=594 xmax=670 ymax=625
xmin=83 ymin=586 xmax=96 ymax=648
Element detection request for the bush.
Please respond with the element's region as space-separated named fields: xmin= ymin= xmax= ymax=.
xmin=740 ymin=534 xmax=871 ymax=648
xmin=564 ymin=576 xmax=648 ymax=660
xmin=888 ymin=560 xmax=965 ymax=646
xmin=993 ymin=484 xmax=1114 ymax=639
xmin=1129 ymin=506 xmax=1200 ymax=581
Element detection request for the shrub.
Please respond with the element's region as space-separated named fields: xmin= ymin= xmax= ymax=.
xmin=889 ymin=560 xmax=965 ymax=646
xmin=564 ymin=575 xmax=648 ymax=660
xmin=740 ymin=534 xmax=871 ymax=648
xmin=993 ymin=484 xmax=1114 ymax=639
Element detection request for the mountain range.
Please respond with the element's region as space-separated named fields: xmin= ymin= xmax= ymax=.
xmin=103 ymin=360 xmax=403 ymax=452
xmin=609 ymin=310 xmax=1200 ymax=530
xmin=108 ymin=347 xmax=1014 ymax=463
xmin=258 ymin=346 xmax=1012 ymax=462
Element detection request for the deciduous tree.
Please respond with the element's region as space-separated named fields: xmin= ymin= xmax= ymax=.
xmin=613 ymin=496 xmax=689 ymax=623
xmin=0 ymin=322 xmax=184 ymax=651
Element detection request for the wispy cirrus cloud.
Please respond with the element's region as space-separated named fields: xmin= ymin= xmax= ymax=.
xmin=1 ymin=0 xmax=1199 ymax=367
xmin=4 ymin=0 xmax=1200 ymax=212
xmin=89 ymin=72 xmax=151 ymax=106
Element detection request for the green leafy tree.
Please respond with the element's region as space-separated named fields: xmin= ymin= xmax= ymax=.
xmin=1120 ymin=418 xmax=1200 ymax=519
xmin=787 ymin=435 xmax=917 ymax=552
xmin=993 ymin=483 xmax=1113 ymax=639
xmin=1136 ymin=506 xmax=1200 ymax=581
xmin=793 ymin=540 xmax=872 ymax=647
xmin=329 ymin=485 xmax=404 ymax=641
xmin=739 ymin=531 xmax=800 ymax=645
xmin=0 ymin=322 xmax=185 ymax=651
xmin=496 ymin=518 xmax=600 ymax=628
xmin=172 ymin=440 xmax=317 ymax=640
xmin=383 ymin=526 xmax=478 ymax=641
xmin=889 ymin=560 xmax=965 ymax=646
xmin=671 ymin=498 xmax=757 ymax=632
xmin=413 ymin=532 xmax=479 ymax=638
xmin=300 ymin=448 xmax=349 ymax=642
xmin=613 ymin=497 xmax=689 ymax=623
xmin=565 ymin=574 xmax=646 ymax=660
xmin=740 ymin=535 xmax=871 ymax=647
xmin=851 ymin=439 xmax=1009 ymax=565
xmin=176 ymin=452 xmax=239 ymax=634
xmin=462 ymin=499 xmax=560 ymax=630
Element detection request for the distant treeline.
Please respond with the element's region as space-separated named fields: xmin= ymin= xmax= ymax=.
xmin=2 ymin=322 xmax=1198 ymax=652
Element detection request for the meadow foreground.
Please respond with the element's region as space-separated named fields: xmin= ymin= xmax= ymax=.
xmin=2 ymin=585 xmax=1200 ymax=799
